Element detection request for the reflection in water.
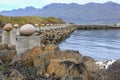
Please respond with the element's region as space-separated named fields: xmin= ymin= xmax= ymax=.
xmin=59 ymin=29 xmax=120 ymax=60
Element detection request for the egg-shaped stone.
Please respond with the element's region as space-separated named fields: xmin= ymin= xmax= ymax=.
xmin=20 ymin=24 xmax=36 ymax=36
xmin=35 ymin=24 xmax=39 ymax=27
xmin=4 ymin=23 xmax=13 ymax=31
xmin=14 ymin=24 xmax=19 ymax=28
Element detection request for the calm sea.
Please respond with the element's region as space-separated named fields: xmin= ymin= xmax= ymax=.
xmin=59 ymin=29 xmax=120 ymax=60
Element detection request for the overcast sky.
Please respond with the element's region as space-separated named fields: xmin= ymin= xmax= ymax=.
xmin=0 ymin=0 xmax=120 ymax=11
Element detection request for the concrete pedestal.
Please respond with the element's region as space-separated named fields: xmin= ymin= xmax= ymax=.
xmin=16 ymin=35 xmax=41 ymax=54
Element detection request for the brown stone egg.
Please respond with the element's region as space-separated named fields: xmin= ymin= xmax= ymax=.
xmin=20 ymin=24 xmax=36 ymax=36
xmin=3 ymin=23 xmax=13 ymax=31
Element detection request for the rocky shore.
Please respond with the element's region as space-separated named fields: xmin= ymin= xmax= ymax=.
xmin=0 ymin=43 xmax=120 ymax=80
xmin=0 ymin=25 xmax=120 ymax=80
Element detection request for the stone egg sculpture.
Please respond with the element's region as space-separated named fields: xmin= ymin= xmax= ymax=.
xmin=35 ymin=24 xmax=39 ymax=27
xmin=20 ymin=24 xmax=36 ymax=36
xmin=4 ymin=23 xmax=13 ymax=31
xmin=14 ymin=24 xmax=19 ymax=28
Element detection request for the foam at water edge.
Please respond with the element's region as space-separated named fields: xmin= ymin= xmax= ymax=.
xmin=96 ymin=60 xmax=116 ymax=69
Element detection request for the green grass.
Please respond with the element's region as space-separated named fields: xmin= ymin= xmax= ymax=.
xmin=0 ymin=15 xmax=65 ymax=28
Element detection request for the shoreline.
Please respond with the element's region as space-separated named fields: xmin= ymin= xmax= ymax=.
xmin=0 ymin=24 xmax=120 ymax=79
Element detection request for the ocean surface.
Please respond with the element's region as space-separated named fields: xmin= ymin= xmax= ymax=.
xmin=59 ymin=29 xmax=120 ymax=60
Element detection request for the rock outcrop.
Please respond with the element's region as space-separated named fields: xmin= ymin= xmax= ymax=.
xmin=0 ymin=44 xmax=106 ymax=80
xmin=0 ymin=44 xmax=16 ymax=62
xmin=98 ymin=59 xmax=120 ymax=80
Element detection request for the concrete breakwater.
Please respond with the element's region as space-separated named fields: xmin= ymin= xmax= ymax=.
xmin=77 ymin=25 xmax=120 ymax=30
xmin=1 ymin=23 xmax=76 ymax=54
xmin=39 ymin=24 xmax=76 ymax=46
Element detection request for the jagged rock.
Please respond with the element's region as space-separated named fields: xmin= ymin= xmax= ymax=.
xmin=9 ymin=69 xmax=25 ymax=80
xmin=99 ymin=59 xmax=120 ymax=80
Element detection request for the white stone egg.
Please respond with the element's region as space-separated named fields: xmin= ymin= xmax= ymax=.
xmin=14 ymin=24 xmax=19 ymax=28
xmin=20 ymin=24 xmax=36 ymax=36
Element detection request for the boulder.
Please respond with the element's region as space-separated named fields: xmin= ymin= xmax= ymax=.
xmin=46 ymin=59 xmax=91 ymax=79
xmin=83 ymin=56 xmax=95 ymax=62
xmin=47 ymin=59 xmax=66 ymax=77
xmin=56 ymin=50 xmax=82 ymax=63
xmin=45 ymin=44 xmax=60 ymax=51
xmin=9 ymin=54 xmax=22 ymax=65
xmin=0 ymin=49 xmax=16 ymax=62
xmin=9 ymin=69 xmax=25 ymax=80
xmin=22 ymin=46 xmax=43 ymax=59
xmin=83 ymin=56 xmax=100 ymax=73
xmin=99 ymin=59 xmax=120 ymax=80
xmin=21 ymin=46 xmax=43 ymax=65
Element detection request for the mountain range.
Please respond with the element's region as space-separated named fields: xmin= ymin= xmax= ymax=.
xmin=0 ymin=1 xmax=120 ymax=24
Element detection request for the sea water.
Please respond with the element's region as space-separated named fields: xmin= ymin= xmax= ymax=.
xmin=59 ymin=29 xmax=120 ymax=60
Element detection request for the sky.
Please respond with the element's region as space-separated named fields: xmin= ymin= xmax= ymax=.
xmin=0 ymin=0 xmax=120 ymax=11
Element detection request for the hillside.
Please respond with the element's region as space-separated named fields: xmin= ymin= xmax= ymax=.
xmin=0 ymin=16 xmax=64 ymax=28
xmin=0 ymin=1 xmax=120 ymax=24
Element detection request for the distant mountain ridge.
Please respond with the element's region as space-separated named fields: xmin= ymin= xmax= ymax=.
xmin=0 ymin=1 xmax=120 ymax=24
